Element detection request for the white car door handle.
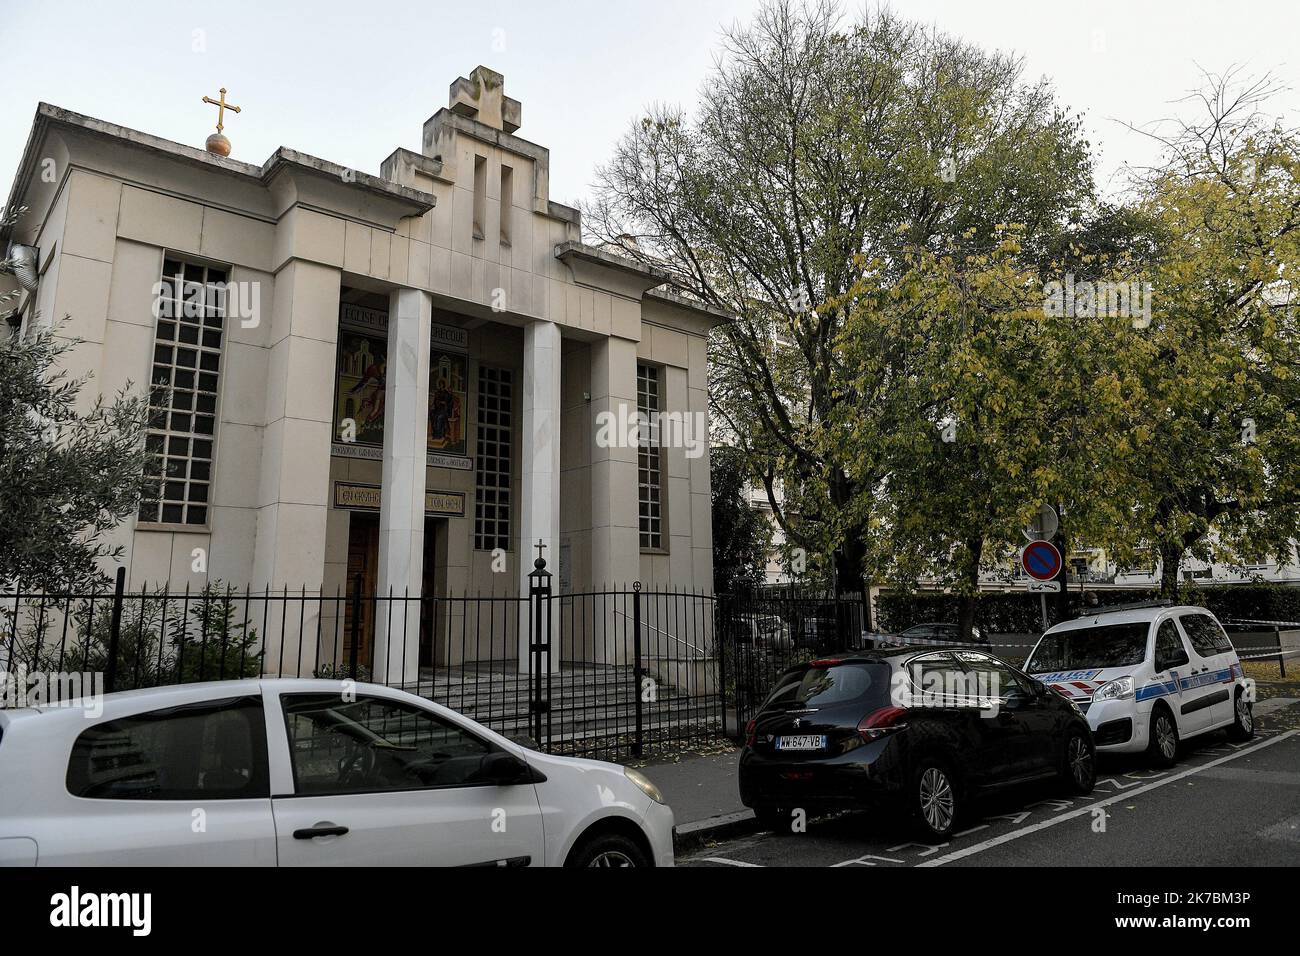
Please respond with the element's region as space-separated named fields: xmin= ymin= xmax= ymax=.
xmin=293 ymin=824 xmax=349 ymax=840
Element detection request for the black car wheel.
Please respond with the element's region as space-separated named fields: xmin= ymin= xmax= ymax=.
xmin=910 ymin=761 xmax=959 ymax=841
xmin=1060 ymin=729 xmax=1096 ymax=794
xmin=566 ymin=832 xmax=650 ymax=868
xmin=1146 ymin=707 xmax=1180 ymax=768
xmin=1227 ymin=688 xmax=1255 ymax=742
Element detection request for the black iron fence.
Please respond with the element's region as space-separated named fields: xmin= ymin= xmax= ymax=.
xmin=718 ymin=589 xmax=869 ymax=731
xmin=1 ymin=563 xmax=869 ymax=760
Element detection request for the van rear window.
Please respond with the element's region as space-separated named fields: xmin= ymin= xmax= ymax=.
xmin=1027 ymin=622 xmax=1148 ymax=672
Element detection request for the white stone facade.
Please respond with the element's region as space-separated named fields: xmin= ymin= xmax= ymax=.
xmin=1 ymin=66 xmax=722 ymax=656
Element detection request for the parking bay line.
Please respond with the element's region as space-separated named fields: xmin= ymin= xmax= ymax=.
xmin=916 ymin=730 xmax=1299 ymax=867
xmin=698 ymin=857 xmax=764 ymax=867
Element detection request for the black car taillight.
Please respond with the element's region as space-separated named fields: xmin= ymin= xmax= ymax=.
xmin=858 ymin=705 xmax=908 ymax=741
xmin=745 ymin=718 xmax=757 ymax=748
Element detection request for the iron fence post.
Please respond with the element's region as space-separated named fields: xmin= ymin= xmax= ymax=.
xmin=716 ymin=595 xmax=728 ymax=738
xmin=528 ymin=550 xmax=552 ymax=752
xmin=105 ymin=566 xmax=126 ymax=694
xmin=632 ymin=582 xmax=644 ymax=758
xmin=349 ymin=573 xmax=362 ymax=680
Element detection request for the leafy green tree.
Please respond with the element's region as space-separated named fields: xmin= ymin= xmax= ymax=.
xmin=1118 ymin=71 xmax=1300 ymax=596
xmin=588 ymin=0 xmax=1093 ymax=616
xmin=1 ymin=209 xmax=151 ymax=591
xmin=710 ymin=445 xmax=773 ymax=593
xmin=836 ymin=230 xmax=1143 ymax=634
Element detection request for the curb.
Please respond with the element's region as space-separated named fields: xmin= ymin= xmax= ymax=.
xmin=672 ymin=809 xmax=762 ymax=854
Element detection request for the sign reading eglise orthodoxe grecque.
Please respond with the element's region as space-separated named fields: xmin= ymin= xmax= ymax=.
xmin=333 ymin=481 xmax=465 ymax=517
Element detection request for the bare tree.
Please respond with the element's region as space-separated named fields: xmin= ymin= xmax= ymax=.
xmin=587 ymin=0 xmax=1093 ymax=607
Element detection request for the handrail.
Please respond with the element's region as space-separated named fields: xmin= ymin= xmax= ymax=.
xmin=611 ymin=608 xmax=707 ymax=657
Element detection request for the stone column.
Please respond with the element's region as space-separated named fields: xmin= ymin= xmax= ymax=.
xmin=519 ymin=319 xmax=562 ymax=671
xmin=589 ymin=336 xmax=642 ymax=663
xmin=373 ymin=286 xmax=433 ymax=686
xmin=589 ymin=336 xmax=641 ymax=585
xmin=252 ymin=261 xmax=341 ymax=676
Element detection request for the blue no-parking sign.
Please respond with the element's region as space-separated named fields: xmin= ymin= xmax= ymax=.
xmin=1021 ymin=540 xmax=1062 ymax=581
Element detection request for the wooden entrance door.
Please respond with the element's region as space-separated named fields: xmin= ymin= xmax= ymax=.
xmin=344 ymin=513 xmax=380 ymax=670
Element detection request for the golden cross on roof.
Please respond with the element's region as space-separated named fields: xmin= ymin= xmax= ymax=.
xmin=202 ymin=87 xmax=241 ymax=133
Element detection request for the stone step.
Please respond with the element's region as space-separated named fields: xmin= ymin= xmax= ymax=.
xmin=457 ymin=707 xmax=726 ymax=745
xmin=439 ymin=692 xmax=715 ymax=720
xmin=431 ymin=680 xmax=697 ymax=700
xmin=434 ymin=692 xmax=705 ymax=718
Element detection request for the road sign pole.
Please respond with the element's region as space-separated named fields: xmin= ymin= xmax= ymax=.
xmin=1040 ymin=593 xmax=1048 ymax=632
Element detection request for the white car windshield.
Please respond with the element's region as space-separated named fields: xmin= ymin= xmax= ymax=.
xmin=1027 ymin=621 xmax=1148 ymax=672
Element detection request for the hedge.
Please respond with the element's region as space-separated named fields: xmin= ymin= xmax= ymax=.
xmin=875 ymin=584 xmax=1300 ymax=635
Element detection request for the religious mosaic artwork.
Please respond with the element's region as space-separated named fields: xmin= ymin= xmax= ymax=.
xmin=331 ymin=306 xmax=471 ymax=466
xmin=428 ymin=350 xmax=468 ymax=456
xmin=334 ymin=329 xmax=387 ymax=447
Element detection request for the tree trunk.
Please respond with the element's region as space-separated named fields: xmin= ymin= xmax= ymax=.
xmin=1158 ymin=541 xmax=1183 ymax=599
xmin=957 ymin=536 xmax=984 ymax=640
xmin=833 ymin=536 xmax=871 ymax=635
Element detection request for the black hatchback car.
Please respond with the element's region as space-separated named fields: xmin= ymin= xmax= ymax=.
xmin=738 ymin=646 xmax=1095 ymax=840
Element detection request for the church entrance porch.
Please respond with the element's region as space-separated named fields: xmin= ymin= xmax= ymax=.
xmin=341 ymin=512 xmax=448 ymax=673
xmin=316 ymin=572 xmax=725 ymax=757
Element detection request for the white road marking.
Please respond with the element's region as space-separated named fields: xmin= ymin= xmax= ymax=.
xmin=917 ymin=730 xmax=1298 ymax=867
xmin=1257 ymin=812 xmax=1300 ymax=844
xmin=886 ymin=841 xmax=947 ymax=855
xmin=988 ymin=811 xmax=1031 ymax=825
xmin=1094 ymin=775 xmax=1152 ymax=790
xmin=832 ymin=854 xmax=905 ymax=867
xmin=699 ymin=856 xmax=764 ymax=867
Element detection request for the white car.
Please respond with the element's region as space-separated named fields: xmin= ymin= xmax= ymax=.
xmin=0 ymin=679 xmax=674 ymax=867
xmin=1023 ymin=603 xmax=1253 ymax=766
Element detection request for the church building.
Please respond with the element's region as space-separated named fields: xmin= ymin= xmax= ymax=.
xmin=1 ymin=67 xmax=721 ymax=676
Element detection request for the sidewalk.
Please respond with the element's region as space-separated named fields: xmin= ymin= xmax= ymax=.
xmin=637 ymin=747 xmax=757 ymax=847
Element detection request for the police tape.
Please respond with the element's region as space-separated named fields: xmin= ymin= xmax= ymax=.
xmin=1225 ymin=619 xmax=1300 ymax=630
xmin=1236 ymin=646 xmax=1300 ymax=662
xmin=877 ymin=635 xmax=1300 ymax=662
xmin=874 ymin=635 xmax=1039 ymax=650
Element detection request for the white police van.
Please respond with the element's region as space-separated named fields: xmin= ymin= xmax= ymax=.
xmin=1023 ymin=602 xmax=1253 ymax=767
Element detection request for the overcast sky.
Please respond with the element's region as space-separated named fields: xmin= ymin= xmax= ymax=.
xmin=2 ymin=0 xmax=1297 ymax=213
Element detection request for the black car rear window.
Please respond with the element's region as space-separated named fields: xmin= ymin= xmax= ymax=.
xmin=763 ymin=661 xmax=892 ymax=710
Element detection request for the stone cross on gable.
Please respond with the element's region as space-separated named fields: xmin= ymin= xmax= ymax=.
xmin=448 ymin=65 xmax=522 ymax=134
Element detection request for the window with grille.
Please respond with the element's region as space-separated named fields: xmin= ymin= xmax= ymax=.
xmin=138 ymin=258 xmax=225 ymax=526
xmin=474 ymin=366 xmax=513 ymax=551
xmin=637 ymin=363 xmax=663 ymax=550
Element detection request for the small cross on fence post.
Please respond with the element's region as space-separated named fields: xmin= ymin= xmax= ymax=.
xmin=527 ymin=537 xmax=552 ymax=749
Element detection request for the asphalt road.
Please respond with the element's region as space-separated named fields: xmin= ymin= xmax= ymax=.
xmin=679 ymin=718 xmax=1300 ymax=867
